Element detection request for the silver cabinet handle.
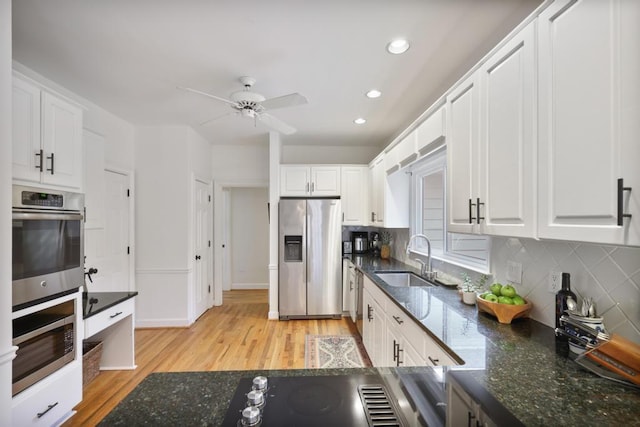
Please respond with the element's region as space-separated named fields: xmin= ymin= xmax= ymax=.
xmin=311 ymin=182 xmax=315 ymax=192
xmin=35 ymin=149 xmax=44 ymax=171
xmin=46 ymin=152 xmax=55 ymax=175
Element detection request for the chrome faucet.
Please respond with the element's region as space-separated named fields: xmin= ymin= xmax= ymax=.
xmin=406 ymin=234 xmax=436 ymax=280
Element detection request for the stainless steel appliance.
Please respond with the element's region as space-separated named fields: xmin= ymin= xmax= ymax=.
xmin=352 ymin=231 xmax=368 ymax=254
xmin=221 ymin=374 xmax=408 ymax=426
xmin=12 ymin=185 xmax=84 ymax=309
xmin=279 ymin=198 xmax=342 ymax=319
xmin=12 ymin=298 xmax=76 ymax=395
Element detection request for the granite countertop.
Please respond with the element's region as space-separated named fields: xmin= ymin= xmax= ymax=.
xmin=83 ymin=291 xmax=138 ymax=319
xmin=99 ymin=257 xmax=639 ymax=426
xmin=348 ymin=254 xmax=640 ymax=426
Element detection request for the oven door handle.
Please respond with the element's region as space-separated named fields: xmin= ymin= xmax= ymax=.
xmin=13 ymin=314 xmax=75 ymax=346
xmin=12 ymin=210 xmax=83 ymax=221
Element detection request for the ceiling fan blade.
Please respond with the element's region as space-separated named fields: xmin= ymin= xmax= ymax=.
xmin=178 ymin=86 xmax=237 ymax=107
xmin=198 ymin=111 xmax=234 ymax=127
xmin=260 ymin=93 xmax=308 ymax=110
xmin=258 ymin=113 xmax=297 ymax=135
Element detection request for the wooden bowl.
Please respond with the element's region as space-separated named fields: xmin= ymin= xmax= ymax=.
xmin=476 ymin=295 xmax=532 ymax=324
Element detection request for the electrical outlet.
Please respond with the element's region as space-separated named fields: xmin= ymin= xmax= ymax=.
xmin=549 ymin=271 xmax=562 ymax=293
xmin=506 ymin=261 xmax=522 ymax=284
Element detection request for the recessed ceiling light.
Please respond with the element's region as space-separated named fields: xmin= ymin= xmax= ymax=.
xmin=366 ymin=89 xmax=382 ymax=99
xmin=354 ymin=118 xmax=367 ymax=125
xmin=387 ymin=39 xmax=410 ymax=54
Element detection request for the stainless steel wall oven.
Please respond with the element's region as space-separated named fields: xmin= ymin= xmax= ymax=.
xmin=12 ymin=185 xmax=84 ymax=309
xmin=12 ymin=299 xmax=76 ymax=396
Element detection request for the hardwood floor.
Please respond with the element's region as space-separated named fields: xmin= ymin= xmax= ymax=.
xmin=64 ymin=290 xmax=358 ymax=426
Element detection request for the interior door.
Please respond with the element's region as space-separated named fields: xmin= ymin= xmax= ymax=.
xmin=104 ymin=170 xmax=130 ymax=291
xmin=193 ymin=179 xmax=210 ymax=320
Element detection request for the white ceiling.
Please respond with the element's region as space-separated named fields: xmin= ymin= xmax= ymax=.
xmin=12 ymin=0 xmax=542 ymax=149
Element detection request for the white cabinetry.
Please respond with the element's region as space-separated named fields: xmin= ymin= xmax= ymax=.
xmin=368 ymin=155 xmax=410 ymax=228
xmin=12 ymin=74 xmax=83 ymax=190
xmin=537 ymin=0 xmax=640 ymax=246
xmin=280 ymin=165 xmax=341 ymax=197
xmin=341 ymin=166 xmax=369 ymax=225
xmin=416 ymin=105 xmax=446 ymax=157
xmin=384 ymin=130 xmax=417 ymax=174
xmin=12 ymin=292 xmax=82 ymax=427
xmin=446 ymin=375 xmax=497 ymax=427
xmin=447 ymin=22 xmax=536 ymax=238
xmin=362 ymin=276 xmax=457 ymax=368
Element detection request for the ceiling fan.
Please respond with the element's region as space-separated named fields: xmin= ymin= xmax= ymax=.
xmin=179 ymin=76 xmax=307 ymax=135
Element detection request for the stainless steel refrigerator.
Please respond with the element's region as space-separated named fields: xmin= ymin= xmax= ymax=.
xmin=279 ymin=198 xmax=342 ymax=319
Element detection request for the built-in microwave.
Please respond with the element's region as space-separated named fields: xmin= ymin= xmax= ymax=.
xmin=12 ymin=185 xmax=84 ymax=310
xmin=12 ymin=299 xmax=76 ymax=396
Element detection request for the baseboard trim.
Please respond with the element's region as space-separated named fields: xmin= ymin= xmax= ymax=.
xmin=231 ymin=283 xmax=269 ymax=290
xmin=135 ymin=318 xmax=191 ymax=328
xmin=268 ymin=310 xmax=279 ymax=320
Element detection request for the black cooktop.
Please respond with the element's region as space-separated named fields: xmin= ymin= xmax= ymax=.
xmin=221 ymin=374 xmax=405 ymax=427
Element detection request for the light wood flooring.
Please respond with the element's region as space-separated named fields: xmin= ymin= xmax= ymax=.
xmin=63 ymin=289 xmax=358 ymax=426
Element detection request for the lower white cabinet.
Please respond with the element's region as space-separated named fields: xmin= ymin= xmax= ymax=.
xmin=12 ymin=362 xmax=82 ymax=427
xmin=447 ymin=374 xmax=502 ymax=427
xmin=362 ymin=276 xmax=457 ymax=368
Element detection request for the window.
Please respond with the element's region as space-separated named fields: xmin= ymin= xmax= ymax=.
xmin=409 ymin=149 xmax=490 ymax=271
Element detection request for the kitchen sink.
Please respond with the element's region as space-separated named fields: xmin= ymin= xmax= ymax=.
xmin=375 ymin=272 xmax=434 ymax=287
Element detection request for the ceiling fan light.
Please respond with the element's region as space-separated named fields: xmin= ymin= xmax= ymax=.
xmin=366 ymin=89 xmax=382 ymax=99
xmin=354 ymin=118 xmax=367 ymax=125
xmin=387 ymin=39 xmax=410 ymax=54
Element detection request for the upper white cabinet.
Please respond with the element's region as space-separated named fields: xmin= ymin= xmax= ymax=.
xmin=447 ymin=21 xmax=536 ymax=238
xmin=368 ymin=154 xmax=410 ymax=228
xmin=341 ymin=166 xmax=369 ymax=225
xmin=280 ymin=165 xmax=341 ymax=197
xmin=447 ymin=71 xmax=480 ymax=235
xmin=384 ymin=130 xmax=417 ymax=174
xmin=537 ymin=0 xmax=640 ymax=246
xmin=416 ymin=105 xmax=446 ymax=157
xmin=12 ymin=74 xmax=83 ymax=190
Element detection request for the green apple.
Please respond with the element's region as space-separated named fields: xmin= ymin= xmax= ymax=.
xmin=484 ymin=293 xmax=499 ymax=303
xmin=501 ymin=284 xmax=517 ymax=298
xmin=512 ymin=295 xmax=526 ymax=305
xmin=490 ymin=283 xmax=503 ymax=296
xmin=498 ymin=296 xmax=514 ymax=304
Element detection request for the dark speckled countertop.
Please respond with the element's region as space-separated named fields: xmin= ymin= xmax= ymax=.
xmin=99 ymin=256 xmax=639 ymax=426
xmin=350 ymin=254 xmax=640 ymax=426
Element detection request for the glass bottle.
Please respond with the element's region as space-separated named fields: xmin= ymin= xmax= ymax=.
xmin=555 ymin=272 xmax=576 ymax=340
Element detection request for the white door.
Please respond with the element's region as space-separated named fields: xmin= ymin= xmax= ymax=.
xmin=104 ymin=170 xmax=131 ymax=291
xmin=193 ymin=179 xmax=211 ymax=320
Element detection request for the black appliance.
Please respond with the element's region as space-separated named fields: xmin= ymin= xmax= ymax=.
xmin=12 ymin=298 xmax=76 ymax=396
xmin=221 ymin=374 xmax=408 ymax=426
xmin=12 ymin=185 xmax=84 ymax=309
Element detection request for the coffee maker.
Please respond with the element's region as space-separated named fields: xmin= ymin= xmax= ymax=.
xmin=351 ymin=232 xmax=368 ymax=254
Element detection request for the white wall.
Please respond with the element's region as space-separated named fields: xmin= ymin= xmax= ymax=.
xmin=0 ymin=0 xmax=13 ymax=421
xmin=212 ymin=144 xmax=269 ymax=183
xmin=230 ymin=187 xmax=269 ymax=288
xmin=282 ymin=144 xmax=379 ymax=164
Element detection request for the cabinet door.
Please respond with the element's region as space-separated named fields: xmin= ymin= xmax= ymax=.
xmin=41 ymin=92 xmax=83 ymax=189
xmin=280 ymin=166 xmax=310 ymax=196
xmin=370 ymin=296 xmax=386 ymax=366
xmin=479 ymin=21 xmax=536 ymax=238
xmin=447 ymin=72 xmax=480 ymax=234
xmin=12 ymin=77 xmax=41 ymax=184
xmin=342 ymin=259 xmax=350 ymax=312
xmin=310 ymin=166 xmax=341 ymax=196
xmin=369 ymin=156 xmax=385 ymax=225
xmin=446 ymin=380 xmax=477 ymax=427
xmin=538 ymin=0 xmax=638 ymax=245
xmin=341 ymin=166 xmax=368 ymax=225
xmin=362 ymin=288 xmax=375 ymax=363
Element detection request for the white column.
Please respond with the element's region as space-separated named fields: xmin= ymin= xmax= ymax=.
xmin=268 ymin=132 xmax=281 ymax=319
xmin=0 ymin=0 xmax=15 ymax=422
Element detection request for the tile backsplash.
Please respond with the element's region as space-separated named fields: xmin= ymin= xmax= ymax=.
xmin=378 ymin=228 xmax=640 ymax=344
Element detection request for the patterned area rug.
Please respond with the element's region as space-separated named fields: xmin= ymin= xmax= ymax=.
xmin=305 ymin=335 xmax=372 ymax=368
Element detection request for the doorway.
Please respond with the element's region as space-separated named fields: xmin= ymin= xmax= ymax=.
xmin=225 ymin=187 xmax=269 ymax=290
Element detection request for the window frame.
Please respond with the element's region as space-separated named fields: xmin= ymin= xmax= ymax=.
xmin=409 ymin=148 xmax=491 ymax=273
